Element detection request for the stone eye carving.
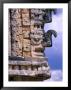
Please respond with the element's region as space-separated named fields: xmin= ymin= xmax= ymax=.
xmin=43 ymin=30 xmax=57 ymax=47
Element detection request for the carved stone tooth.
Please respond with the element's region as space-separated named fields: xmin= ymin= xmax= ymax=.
xmin=38 ymin=67 xmax=42 ymax=71
xmin=42 ymin=66 xmax=46 ymax=70
xmin=14 ymin=65 xmax=19 ymax=70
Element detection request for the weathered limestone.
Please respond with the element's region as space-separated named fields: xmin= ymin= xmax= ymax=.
xmin=8 ymin=9 xmax=57 ymax=81
xmin=8 ymin=64 xmax=50 ymax=76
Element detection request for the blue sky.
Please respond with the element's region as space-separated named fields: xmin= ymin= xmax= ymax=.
xmin=44 ymin=9 xmax=63 ymax=70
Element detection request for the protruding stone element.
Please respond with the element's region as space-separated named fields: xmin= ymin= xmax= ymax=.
xmin=43 ymin=30 xmax=57 ymax=47
xmin=9 ymin=59 xmax=50 ymax=78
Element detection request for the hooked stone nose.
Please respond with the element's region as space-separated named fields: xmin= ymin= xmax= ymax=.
xmin=42 ymin=30 xmax=57 ymax=47
xmin=46 ymin=30 xmax=57 ymax=38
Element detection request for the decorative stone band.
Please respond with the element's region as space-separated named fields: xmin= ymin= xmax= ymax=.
xmin=9 ymin=56 xmax=51 ymax=81
xmin=9 ymin=66 xmax=50 ymax=76
xmin=9 ymin=56 xmax=48 ymax=61
xmin=31 ymin=9 xmax=45 ymax=14
xmin=9 ymin=60 xmax=48 ymax=66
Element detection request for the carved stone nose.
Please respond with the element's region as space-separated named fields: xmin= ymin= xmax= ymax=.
xmin=43 ymin=30 xmax=57 ymax=47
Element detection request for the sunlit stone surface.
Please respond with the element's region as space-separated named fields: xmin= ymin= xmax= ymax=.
xmin=8 ymin=9 xmax=57 ymax=81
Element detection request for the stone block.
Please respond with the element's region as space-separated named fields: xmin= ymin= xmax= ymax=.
xmin=23 ymin=52 xmax=31 ymax=57
xmin=23 ymin=30 xmax=30 ymax=39
xmin=23 ymin=39 xmax=31 ymax=52
xmin=11 ymin=19 xmax=22 ymax=27
xmin=10 ymin=9 xmax=21 ymax=19
xmin=22 ymin=9 xmax=29 ymax=14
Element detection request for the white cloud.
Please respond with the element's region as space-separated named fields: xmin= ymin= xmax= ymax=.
xmin=44 ymin=70 xmax=62 ymax=81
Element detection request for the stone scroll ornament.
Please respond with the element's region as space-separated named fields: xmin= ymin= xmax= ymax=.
xmin=8 ymin=9 xmax=57 ymax=81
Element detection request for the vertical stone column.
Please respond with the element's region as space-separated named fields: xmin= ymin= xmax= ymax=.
xmin=30 ymin=9 xmax=45 ymax=59
xmin=10 ymin=9 xmax=23 ymax=56
xmin=9 ymin=9 xmax=31 ymax=57
xmin=22 ymin=9 xmax=31 ymax=57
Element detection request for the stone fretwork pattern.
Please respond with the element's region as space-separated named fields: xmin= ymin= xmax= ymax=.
xmin=8 ymin=9 xmax=57 ymax=81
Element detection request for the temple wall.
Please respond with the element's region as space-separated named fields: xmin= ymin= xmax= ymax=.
xmin=8 ymin=9 xmax=46 ymax=58
xmin=9 ymin=9 xmax=31 ymax=57
xmin=8 ymin=9 xmax=54 ymax=81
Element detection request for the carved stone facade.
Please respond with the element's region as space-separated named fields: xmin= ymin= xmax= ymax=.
xmin=8 ymin=9 xmax=57 ymax=81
